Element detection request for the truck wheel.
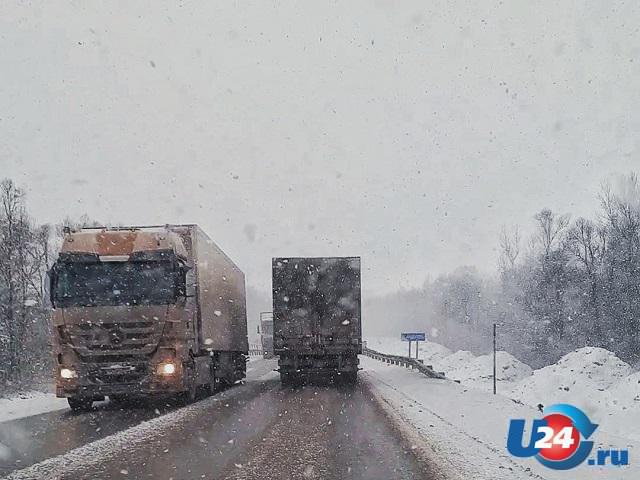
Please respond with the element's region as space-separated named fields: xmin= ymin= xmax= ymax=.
xmin=340 ymin=372 xmax=358 ymax=385
xmin=179 ymin=367 xmax=198 ymax=405
xmin=280 ymin=372 xmax=299 ymax=386
xmin=68 ymin=397 xmax=93 ymax=412
xmin=235 ymin=354 xmax=247 ymax=382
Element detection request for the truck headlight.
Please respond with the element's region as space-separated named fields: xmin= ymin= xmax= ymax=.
xmin=157 ymin=362 xmax=176 ymax=375
xmin=60 ymin=367 xmax=77 ymax=379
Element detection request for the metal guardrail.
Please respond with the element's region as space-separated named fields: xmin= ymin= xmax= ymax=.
xmin=362 ymin=347 xmax=446 ymax=379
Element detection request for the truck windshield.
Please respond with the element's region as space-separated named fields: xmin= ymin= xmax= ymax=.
xmin=53 ymin=261 xmax=176 ymax=307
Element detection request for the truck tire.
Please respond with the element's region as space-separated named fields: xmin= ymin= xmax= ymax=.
xmin=176 ymin=365 xmax=198 ymax=405
xmin=236 ymin=353 xmax=247 ymax=382
xmin=68 ymin=397 xmax=93 ymax=412
xmin=182 ymin=377 xmax=198 ymax=404
xmin=280 ymin=372 xmax=300 ymax=386
xmin=340 ymin=371 xmax=358 ymax=385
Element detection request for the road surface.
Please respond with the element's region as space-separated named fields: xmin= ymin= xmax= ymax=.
xmin=1 ymin=359 xmax=437 ymax=480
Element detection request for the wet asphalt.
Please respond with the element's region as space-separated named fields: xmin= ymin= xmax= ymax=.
xmin=1 ymin=359 xmax=436 ymax=480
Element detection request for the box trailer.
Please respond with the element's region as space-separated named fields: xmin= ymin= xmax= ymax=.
xmin=272 ymin=257 xmax=361 ymax=384
xmin=260 ymin=312 xmax=275 ymax=358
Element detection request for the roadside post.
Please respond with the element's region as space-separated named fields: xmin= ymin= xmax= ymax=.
xmin=401 ymin=332 xmax=426 ymax=360
xmin=493 ymin=323 xmax=497 ymax=395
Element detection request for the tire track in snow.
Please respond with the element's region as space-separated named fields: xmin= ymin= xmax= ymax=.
xmin=362 ymin=370 xmax=548 ymax=480
xmin=2 ymin=372 xmax=278 ymax=480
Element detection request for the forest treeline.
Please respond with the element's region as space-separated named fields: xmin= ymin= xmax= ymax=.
xmin=0 ymin=179 xmax=98 ymax=391
xmin=366 ymin=173 xmax=640 ymax=368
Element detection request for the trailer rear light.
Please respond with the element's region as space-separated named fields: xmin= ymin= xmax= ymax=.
xmin=60 ymin=367 xmax=77 ymax=379
xmin=157 ymin=362 xmax=176 ymax=375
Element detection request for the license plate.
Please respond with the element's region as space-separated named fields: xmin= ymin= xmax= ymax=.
xmin=100 ymin=364 xmax=136 ymax=375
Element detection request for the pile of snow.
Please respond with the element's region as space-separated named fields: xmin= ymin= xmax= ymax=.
xmin=367 ymin=337 xmax=640 ymax=443
xmin=609 ymin=371 xmax=640 ymax=410
xmin=366 ymin=337 xmax=451 ymax=364
xmin=419 ymin=342 xmax=452 ymax=364
xmin=433 ymin=350 xmax=475 ymax=373
xmin=508 ymin=347 xmax=632 ymax=415
xmin=365 ymin=336 xmax=451 ymax=362
xmin=364 ymin=336 xmax=408 ymax=356
xmin=448 ymin=351 xmax=532 ymax=389
xmin=554 ymin=347 xmax=632 ymax=388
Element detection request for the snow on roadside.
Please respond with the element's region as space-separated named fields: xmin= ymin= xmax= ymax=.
xmin=609 ymin=372 xmax=640 ymax=409
xmin=508 ymin=347 xmax=632 ymax=425
xmin=362 ymin=356 xmax=639 ymax=480
xmin=367 ymin=338 xmax=640 ymax=442
xmin=448 ymin=351 xmax=532 ymax=390
xmin=550 ymin=347 xmax=631 ymax=389
xmin=432 ymin=350 xmax=475 ymax=373
xmin=504 ymin=347 xmax=640 ymax=442
xmin=365 ymin=336 xmax=451 ymax=363
xmin=0 ymin=392 xmax=68 ymax=424
xmin=607 ymin=372 xmax=640 ymax=441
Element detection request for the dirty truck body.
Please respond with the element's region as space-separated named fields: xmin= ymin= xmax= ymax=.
xmin=272 ymin=257 xmax=361 ymax=383
xmin=50 ymin=225 xmax=248 ymax=410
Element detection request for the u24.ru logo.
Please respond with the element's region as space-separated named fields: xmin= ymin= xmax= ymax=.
xmin=507 ymin=403 xmax=629 ymax=470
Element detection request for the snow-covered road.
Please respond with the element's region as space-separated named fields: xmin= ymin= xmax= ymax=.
xmin=0 ymin=358 xmax=438 ymax=480
xmin=3 ymin=354 xmax=636 ymax=479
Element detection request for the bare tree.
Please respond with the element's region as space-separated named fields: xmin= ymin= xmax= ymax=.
xmin=534 ymin=208 xmax=570 ymax=260
xmin=0 ymin=179 xmax=28 ymax=378
xmin=498 ymin=225 xmax=520 ymax=274
xmin=566 ymin=217 xmax=607 ymax=344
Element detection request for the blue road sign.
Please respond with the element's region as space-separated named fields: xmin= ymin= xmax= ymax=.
xmin=401 ymin=332 xmax=426 ymax=342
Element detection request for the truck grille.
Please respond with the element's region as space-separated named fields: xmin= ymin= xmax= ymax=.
xmin=67 ymin=320 xmax=163 ymax=358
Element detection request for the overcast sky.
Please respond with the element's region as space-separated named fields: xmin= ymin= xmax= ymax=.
xmin=1 ymin=1 xmax=638 ymax=295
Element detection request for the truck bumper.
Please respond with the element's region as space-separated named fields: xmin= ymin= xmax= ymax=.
xmin=56 ymin=381 xmax=186 ymax=398
xmin=277 ymin=353 xmax=359 ymax=375
xmin=55 ymin=362 xmax=189 ymax=398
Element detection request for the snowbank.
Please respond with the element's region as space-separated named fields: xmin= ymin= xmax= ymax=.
xmin=508 ymin=347 xmax=632 ymax=413
xmin=0 ymin=392 xmax=68 ymax=424
xmin=366 ymin=337 xmax=530 ymax=392
xmin=364 ymin=336 xmax=451 ymax=363
xmin=362 ymin=356 xmax=640 ymax=479
xmin=419 ymin=342 xmax=452 ymax=364
xmin=367 ymin=338 xmax=640 ymax=443
xmin=504 ymin=347 xmax=640 ymax=441
xmin=609 ymin=371 xmax=640 ymax=409
xmin=553 ymin=347 xmax=632 ymax=388
xmin=432 ymin=349 xmax=475 ymax=373
xmin=448 ymin=351 xmax=532 ymax=389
